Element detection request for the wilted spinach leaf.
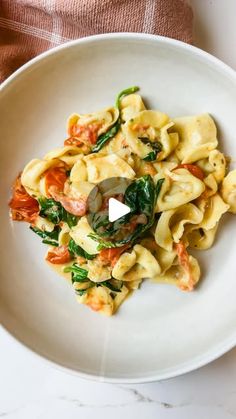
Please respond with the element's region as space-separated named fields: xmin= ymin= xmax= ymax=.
xmin=30 ymin=225 xmax=60 ymax=246
xmin=115 ymin=86 xmax=139 ymax=109
xmin=38 ymin=197 xmax=78 ymax=228
xmin=63 ymin=263 xmax=123 ymax=296
xmin=139 ymin=137 xmax=162 ymax=161
xmin=92 ymin=121 xmax=120 ymax=153
xmin=88 ymin=175 xmax=163 ymax=247
xmin=64 ymin=263 xmax=89 ymax=283
xmin=87 ymin=233 xmax=118 ymax=250
xmin=68 ymin=239 xmax=96 ymax=260
xmin=92 ymin=86 xmax=139 ymax=153
xmin=101 ymin=279 xmax=123 ymax=292
xmin=143 ymin=151 xmax=157 ymax=161
xmin=155 ymin=178 xmax=165 ymax=198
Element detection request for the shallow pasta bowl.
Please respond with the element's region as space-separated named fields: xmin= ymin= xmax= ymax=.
xmin=0 ymin=33 xmax=236 ymax=383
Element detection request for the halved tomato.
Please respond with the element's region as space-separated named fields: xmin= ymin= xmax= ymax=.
xmin=46 ymin=245 xmax=71 ymax=264
xmin=9 ymin=176 xmax=39 ymax=223
xmin=66 ymin=123 xmax=101 ymax=146
xmin=45 ymin=167 xmax=67 ymax=197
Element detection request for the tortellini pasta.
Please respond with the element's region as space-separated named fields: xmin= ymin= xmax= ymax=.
xmin=156 ymin=123 xmax=179 ymax=161
xmin=197 ymin=149 xmax=226 ymax=183
xmin=21 ymin=158 xmax=62 ymax=197
xmin=155 ymin=168 xmax=205 ymax=212
xmin=34 ymin=215 xmax=55 ymax=232
xmin=173 ymin=114 xmax=218 ymax=163
xmin=153 ymin=255 xmax=201 ymax=292
xmin=58 ymin=223 xmax=71 ymax=246
xmin=112 ymin=245 xmax=161 ymax=281
xmin=120 ymin=93 xmax=146 ymax=122
xmin=155 ymin=203 xmax=203 ymax=251
xmin=69 ymin=157 xmax=87 ymax=181
xmin=70 ymin=217 xmax=100 ymax=255
xmin=122 ymin=110 xmax=169 ymax=159
xmin=44 ymin=146 xmax=85 ymax=166
xmin=203 ymin=174 xmax=218 ymax=198
xmin=77 ymin=284 xmax=129 ymax=316
xmin=196 ymin=194 xmax=229 ymax=230
xmin=9 ymin=88 xmax=235 ymax=316
xmin=100 ymin=131 xmax=135 ymax=167
xmin=221 ymin=169 xmax=236 ymax=213
xmin=185 ymin=224 xmax=218 ymax=250
xmin=140 ymin=238 xmax=176 ymax=275
xmin=68 ymin=106 xmax=119 ymax=138
xmin=183 ymin=194 xmax=229 ymax=249
xmin=83 ymin=153 xmax=136 ymax=183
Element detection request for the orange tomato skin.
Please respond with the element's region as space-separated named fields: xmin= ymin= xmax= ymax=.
xmin=98 ymin=245 xmax=129 ymax=268
xmin=66 ymin=123 xmax=101 ymax=146
xmin=175 ymin=164 xmax=204 ymax=180
xmin=45 ymin=167 xmax=67 ymax=197
xmin=175 ymin=241 xmax=194 ymax=292
xmin=9 ymin=176 xmax=39 ymax=223
xmin=46 ymin=245 xmax=71 ymax=264
xmin=175 ymin=241 xmax=190 ymax=273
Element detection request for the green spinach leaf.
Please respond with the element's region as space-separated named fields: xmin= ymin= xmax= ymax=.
xmin=88 ymin=175 xmax=160 ymax=246
xmin=143 ymin=151 xmax=157 ymax=161
xmin=38 ymin=197 xmax=62 ymax=224
xmin=68 ymin=239 xmax=96 ymax=260
xmin=155 ymin=178 xmax=165 ymax=198
xmin=101 ymin=279 xmax=123 ymax=292
xmin=38 ymin=197 xmax=78 ymax=227
xmin=87 ymin=233 xmax=118 ymax=250
xmin=30 ymin=225 xmax=60 ymax=246
xmin=64 ymin=263 xmax=125 ymax=296
xmin=115 ymin=86 xmax=139 ymax=109
xmin=92 ymin=86 xmax=139 ymax=153
xmin=64 ymin=263 xmax=89 ymax=283
xmin=139 ymin=138 xmax=162 ymax=161
xmin=92 ymin=121 xmax=120 ymax=153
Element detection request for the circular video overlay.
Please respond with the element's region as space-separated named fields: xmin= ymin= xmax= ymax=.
xmin=86 ymin=177 xmax=149 ymax=245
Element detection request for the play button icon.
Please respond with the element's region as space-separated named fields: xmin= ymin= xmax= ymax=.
xmin=108 ymin=197 xmax=131 ymax=222
xmin=86 ymin=177 xmax=134 ymax=243
xmin=86 ymin=176 xmax=152 ymax=247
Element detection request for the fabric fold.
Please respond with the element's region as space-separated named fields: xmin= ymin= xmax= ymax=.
xmin=0 ymin=0 xmax=193 ymax=82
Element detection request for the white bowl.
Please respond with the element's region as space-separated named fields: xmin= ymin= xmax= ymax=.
xmin=0 ymin=33 xmax=235 ymax=383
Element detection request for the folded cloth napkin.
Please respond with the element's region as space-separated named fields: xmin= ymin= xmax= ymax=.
xmin=0 ymin=0 xmax=193 ymax=82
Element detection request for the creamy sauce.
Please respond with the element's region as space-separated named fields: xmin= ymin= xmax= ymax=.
xmin=46 ymin=260 xmax=72 ymax=283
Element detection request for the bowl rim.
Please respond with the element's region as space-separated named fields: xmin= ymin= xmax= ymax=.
xmin=1 ymin=32 xmax=236 ymax=93
xmin=1 ymin=32 xmax=235 ymax=383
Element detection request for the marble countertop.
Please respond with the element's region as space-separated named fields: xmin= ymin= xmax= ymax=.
xmin=1 ymin=328 xmax=236 ymax=419
xmin=1 ymin=1 xmax=235 ymax=418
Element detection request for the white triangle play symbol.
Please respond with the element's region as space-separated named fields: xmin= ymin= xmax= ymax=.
xmin=108 ymin=197 xmax=131 ymax=222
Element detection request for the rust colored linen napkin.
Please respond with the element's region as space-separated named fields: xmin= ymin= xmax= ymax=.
xmin=0 ymin=0 xmax=193 ymax=82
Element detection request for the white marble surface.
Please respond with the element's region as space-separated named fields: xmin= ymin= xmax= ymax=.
xmin=1 ymin=329 xmax=236 ymax=419
xmin=1 ymin=1 xmax=236 ymax=418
